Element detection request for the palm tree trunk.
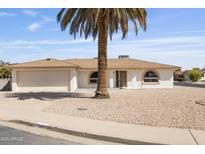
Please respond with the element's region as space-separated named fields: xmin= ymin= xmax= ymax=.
xmin=95 ymin=12 xmax=110 ymax=98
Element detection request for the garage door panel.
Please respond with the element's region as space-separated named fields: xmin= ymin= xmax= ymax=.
xmin=17 ymin=70 xmax=70 ymax=91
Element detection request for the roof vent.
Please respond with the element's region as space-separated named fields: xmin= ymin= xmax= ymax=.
xmin=46 ymin=58 xmax=53 ymax=61
xmin=118 ymin=55 xmax=129 ymax=59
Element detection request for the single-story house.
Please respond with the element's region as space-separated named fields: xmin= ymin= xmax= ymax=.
xmin=182 ymin=70 xmax=192 ymax=82
xmin=9 ymin=56 xmax=180 ymax=92
xmin=182 ymin=68 xmax=205 ymax=82
xmin=174 ymin=69 xmax=184 ymax=81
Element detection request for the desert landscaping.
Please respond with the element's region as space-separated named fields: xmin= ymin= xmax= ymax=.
xmin=1 ymin=85 xmax=205 ymax=131
xmin=43 ymin=86 xmax=205 ymax=130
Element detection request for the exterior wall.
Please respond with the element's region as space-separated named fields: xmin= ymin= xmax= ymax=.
xmin=12 ymin=67 xmax=174 ymax=92
xmin=77 ymin=70 xmax=112 ymax=88
xmin=109 ymin=70 xmax=115 ymax=88
xmin=77 ymin=69 xmax=174 ymax=89
xmin=127 ymin=69 xmax=142 ymax=89
xmin=12 ymin=68 xmax=71 ymax=92
xmin=201 ymin=76 xmax=205 ymax=81
xmin=141 ymin=69 xmax=173 ymax=89
xmin=200 ymin=72 xmax=205 ymax=81
xmin=12 ymin=70 xmax=18 ymax=92
xmin=70 ymin=69 xmax=77 ymax=91
xmin=77 ymin=70 xmax=98 ymax=88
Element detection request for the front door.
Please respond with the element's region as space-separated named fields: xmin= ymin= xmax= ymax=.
xmin=116 ymin=71 xmax=127 ymax=88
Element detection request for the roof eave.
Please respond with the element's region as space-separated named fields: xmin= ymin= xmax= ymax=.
xmin=9 ymin=66 xmax=79 ymax=70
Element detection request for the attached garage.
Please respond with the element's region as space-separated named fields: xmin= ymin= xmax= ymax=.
xmin=9 ymin=58 xmax=79 ymax=92
xmin=17 ymin=70 xmax=70 ymax=92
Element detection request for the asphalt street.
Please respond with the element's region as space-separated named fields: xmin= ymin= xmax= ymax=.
xmin=0 ymin=124 xmax=81 ymax=145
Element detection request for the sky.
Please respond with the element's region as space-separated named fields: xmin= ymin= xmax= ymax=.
xmin=0 ymin=8 xmax=205 ymax=70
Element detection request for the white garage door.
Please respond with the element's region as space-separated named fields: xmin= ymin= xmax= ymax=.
xmin=17 ymin=70 xmax=70 ymax=92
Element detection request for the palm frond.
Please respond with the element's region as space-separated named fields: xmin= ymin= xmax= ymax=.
xmin=57 ymin=8 xmax=147 ymax=40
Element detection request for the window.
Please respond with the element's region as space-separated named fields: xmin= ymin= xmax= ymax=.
xmin=144 ymin=71 xmax=158 ymax=82
xmin=89 ymin=71 xmax=98 ymax=84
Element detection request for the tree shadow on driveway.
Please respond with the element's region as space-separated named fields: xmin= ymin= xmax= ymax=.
xmin=5 ymin=92 xmax=93 ymax=101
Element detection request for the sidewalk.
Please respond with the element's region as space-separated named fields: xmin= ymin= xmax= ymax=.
xmin=0 ymin=101 xmax=204 ymax=145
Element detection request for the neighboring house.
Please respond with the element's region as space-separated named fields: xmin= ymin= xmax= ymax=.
xmin=174 ymin=70 xmax=184 ymax=81
xmin=182 ymin=70 xmax=192 ymax=82
xmin=200 ymin=68 xmax=205 ymax=81
xmin=9 ymin=56 xmax=180 ymax=92
xmin=182 ymin=68 xmax=205 ymax=82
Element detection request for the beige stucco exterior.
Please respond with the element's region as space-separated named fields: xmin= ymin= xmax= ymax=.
xmin=77 ymin=70 xmax=98 ymax=88
xmin=11 ymin=68 xmax=174 ymax=92
xmin=12 ymin=68 xmax=72 ymax=92
xmin=17 ymin=70 xmax=69 ymax=92
xmin=81 ymin=69 xmax=174 ymax=89
xmin=10 ymin=58 xmax=179 ymax=92
xmin=77 ymin=70 xmax=110 ymax=88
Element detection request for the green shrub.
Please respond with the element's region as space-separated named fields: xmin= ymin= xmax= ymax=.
xmin=188 ymin=69 xmax=202 ymax=82
xmin=0 ymin=65 xmax=11 ymax=78
xmin=177 ymin=76 xmax=185 ymax=82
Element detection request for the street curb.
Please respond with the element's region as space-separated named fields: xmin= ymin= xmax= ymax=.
xmin=8 ymin=119 xmax=160 ymax=145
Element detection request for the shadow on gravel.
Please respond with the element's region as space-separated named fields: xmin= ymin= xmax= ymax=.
xmin=5 ymin=92 xmax=93 ymax=101
xmin=174 ymin=82 xmax=205 ymax=88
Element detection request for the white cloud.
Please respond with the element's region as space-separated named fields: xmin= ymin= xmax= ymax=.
xmin=0 ymin=12 xmax=15 ymax=16
xmin=112 ymin=36 xmax=205 ymax=48
xmin=24 ymin=15 xmax=55 ymax=32
xmin=1 ymin=36 xmax=205 ymax=49
xmin=42 ymin=16 xmax=56 ymax=23
xmin=1 ymin=36 xmax=205 ymax=70
xmin=2 ymin=45 xmax=38 ymax=49
xmin=27 ymin=22 xmax=40 ymax=32
xmin=169 ymin=30 xmax=205 ymax=34
xmin=54 ymin=47 xmax=87 ymax=52
xmin=107 ymin=36 xmax=205 ymax=70
xmin=0 ymin=38 xmax=93 ymax=46
xmin=22 ymin=10 xmax=39 ymax=17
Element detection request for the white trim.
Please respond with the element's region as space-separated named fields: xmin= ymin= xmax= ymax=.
xmin=11 ymin=70 xmax=17 ymax=92
xmin=109 ymin=70 xmax=114 ymax=88
xmin=70 ymin=69 xmax=77 ymax=92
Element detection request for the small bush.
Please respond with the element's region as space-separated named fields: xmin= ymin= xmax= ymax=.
xmin=188 ymin=69 xmax=202 ymax=82
xmin=177 ymin=77 xmax=185 ymax=82
xmin=0 ymin=65 xmax=11 ymax=79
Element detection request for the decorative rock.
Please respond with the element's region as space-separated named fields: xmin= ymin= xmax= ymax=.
xmin=196 ymin=100 xmax=205 ymax=106
xmin=77 ymin=107 xmax=88 ymax=111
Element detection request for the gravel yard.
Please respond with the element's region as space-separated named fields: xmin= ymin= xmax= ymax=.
xmin=42 ymin=86 xmax=205 ymax=130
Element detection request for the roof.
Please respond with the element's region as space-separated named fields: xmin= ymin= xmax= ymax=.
xmin=9 ymin=58 xmax=79 ymax=69
xmin=9 ymin=58 xmax=180 ymax=70
xmin=65 ymin=58 xmax=180 ymax=69
xmin=174 ymin=70 xmax=183 ymax=75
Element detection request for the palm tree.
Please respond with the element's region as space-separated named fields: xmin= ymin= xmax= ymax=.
xmin=57 ymin=8 xmax=147 ymax=98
